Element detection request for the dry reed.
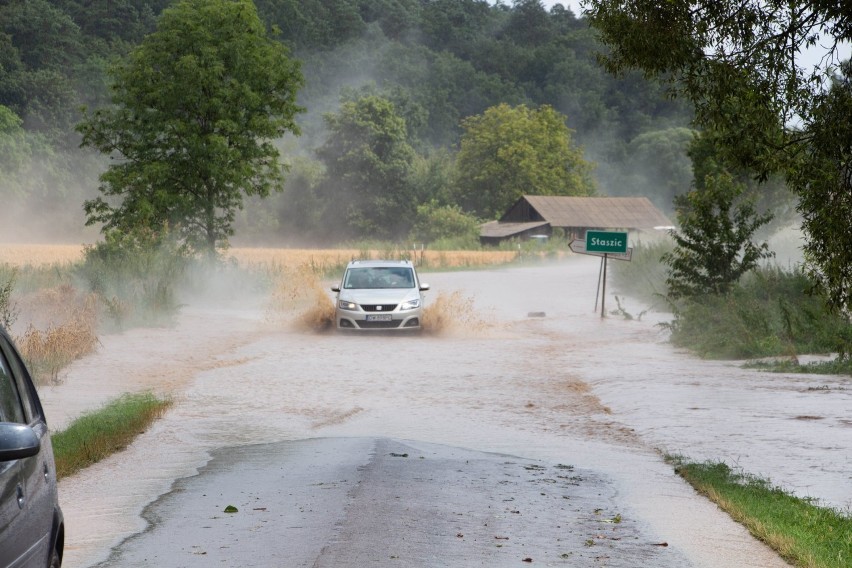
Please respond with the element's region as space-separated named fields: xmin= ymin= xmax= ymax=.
xmin=15 ymin=288 xmax=99 ymax=385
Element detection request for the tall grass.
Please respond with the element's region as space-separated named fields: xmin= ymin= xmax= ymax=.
xmin=669 ymin=457 xmax=851 ymax=568
xmin=666 ymin=266 xmax=852 ymax=360
xmin=609 ymin=238 xmax=674 ymax=310
xmin=75 ymin=230 xmax=189 ymax=329
xmin=611 ymin=240 xmax=852 ymax=361
xmin=0 ymin=267 xmax=18 ymax=328
xmin=52 ymin=392 xmax=172 ymax=479
xmin=15 ymin=290 xmax=99 ymax=385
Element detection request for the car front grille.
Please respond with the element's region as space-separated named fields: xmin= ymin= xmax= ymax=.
xmin=362 ymin=304 xmax=398 ymax=312
xmin=357 ymin=319 xmax=403 ymax=329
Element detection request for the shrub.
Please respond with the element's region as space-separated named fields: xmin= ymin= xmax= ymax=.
xmin=666 ymin=265 xmax=852 ymax=359
xmin=409 ymin=202 xmax=481 ymax=246
xmin=75 ymin=228 xmax=190 ymax=329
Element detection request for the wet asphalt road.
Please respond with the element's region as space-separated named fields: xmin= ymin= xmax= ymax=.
xmin=94 ymin=437 xmax=686 ymax=568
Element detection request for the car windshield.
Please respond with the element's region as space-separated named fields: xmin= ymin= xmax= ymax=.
xmin=344 ymin=267 xmax=415 ymax=289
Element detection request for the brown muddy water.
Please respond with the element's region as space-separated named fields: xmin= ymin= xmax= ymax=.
xmin=39 ymin=256 xmax=848 ymax=567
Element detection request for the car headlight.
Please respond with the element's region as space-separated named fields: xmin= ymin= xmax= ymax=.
xmin=400 ymin=298 xmax=421 ymax=310
xmin=338 ymin=299 xmax=358 ymax=310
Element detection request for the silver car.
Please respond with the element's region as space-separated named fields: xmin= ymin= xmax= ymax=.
xmin=0 ymin=326 xmax=64 ymax=568
xmin=331 ymin=260 xmax=429 ymax=331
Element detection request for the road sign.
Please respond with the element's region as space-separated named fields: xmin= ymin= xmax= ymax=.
xmin=585 ymin=230 xmax=628 ymax=254
xmin=569 ymin=239 xmax=633 ymax=261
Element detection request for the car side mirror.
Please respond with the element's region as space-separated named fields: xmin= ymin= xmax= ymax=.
xmin=331 ymin=285 xmax=340 ymax=293
xmin=420 ymin=283 xmax=430 ymax=291
xmin=0 ymin=423 xmax=40 ymax=462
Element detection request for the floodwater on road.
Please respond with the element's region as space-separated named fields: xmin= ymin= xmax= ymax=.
xmin=39 ymin=255 xmax=849 ymax=567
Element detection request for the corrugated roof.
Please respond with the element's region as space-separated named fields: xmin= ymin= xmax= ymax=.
xmin=480 ymin=220 xmax=550 ymax=238
xmin=519 ymin=196 xmax=672 ymax=229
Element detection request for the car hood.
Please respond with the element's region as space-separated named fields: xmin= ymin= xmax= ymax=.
xmin=339 ymin=288 xmax=420 ymax=305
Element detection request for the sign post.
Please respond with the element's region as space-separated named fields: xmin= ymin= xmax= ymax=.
xmin=571 ymin=231 xmax=629 ymax=318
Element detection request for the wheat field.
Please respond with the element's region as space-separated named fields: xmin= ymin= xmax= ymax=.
xmin=0 ymin=244 xmax=519 ymax=269
xmin=0 ymin=244 xmax=85 ymax=266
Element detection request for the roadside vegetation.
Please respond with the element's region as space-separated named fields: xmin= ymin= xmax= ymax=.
xmin=52 ymin=392 xmax=172 ymax=480
xmin=613 ymin=241 xmax=852 ymax=370
xmin=611 ymin=170 xmax=852 ymax=372
xmin=668 ymin=457 xmax=851 ymax=568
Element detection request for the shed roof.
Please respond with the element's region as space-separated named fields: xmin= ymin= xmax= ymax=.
xmin=509 ymin=195 xmax=672 ymax=230
xmin=480 ymin=220 xmax=550 ymax=238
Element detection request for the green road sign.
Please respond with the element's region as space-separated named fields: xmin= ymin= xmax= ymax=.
xmin=585 ymin=231 xmax=628 ymax=254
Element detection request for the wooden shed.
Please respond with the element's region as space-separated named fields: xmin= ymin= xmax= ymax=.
xmin=480 ymin=195 xmax=673 ymax=245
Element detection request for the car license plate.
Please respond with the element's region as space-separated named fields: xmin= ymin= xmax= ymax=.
xmin=366 ymin=314 xmax=393 ymax=322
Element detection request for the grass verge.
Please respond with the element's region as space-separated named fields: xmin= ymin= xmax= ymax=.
xmin=744 ymin=358 xmax=852 ymax=375
xmin=52 ymin=392 xmax=173 ymax=480
xmin=667 ymin=456 xmax=851 ymax=567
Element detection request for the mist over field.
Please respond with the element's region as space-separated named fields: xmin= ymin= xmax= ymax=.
xmin=0 ymin=0 xmax=725 ymax=250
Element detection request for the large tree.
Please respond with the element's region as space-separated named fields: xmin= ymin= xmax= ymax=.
xmin=586 ymin=1 xmax=852 ymax=313
xmin=316 ymin=94 xmax=416 ymax=240
xmin=77 ymin=0 xmax=304 ymax=255
xmin=453 ymin=103 xmax=595 ymax=219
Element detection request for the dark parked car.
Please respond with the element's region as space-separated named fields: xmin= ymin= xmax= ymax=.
xmin=0 ymin=326 xmax=63 ymax=567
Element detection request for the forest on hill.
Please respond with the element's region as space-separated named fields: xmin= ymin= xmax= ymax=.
xmin=0 ymin=0 xmax=696 ymax=245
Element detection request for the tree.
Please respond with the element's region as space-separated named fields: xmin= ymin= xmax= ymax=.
xmin=77 ymin=0 xmax=304 ymax=256
xmin=789 ymin=64 xmax=852 ymax=313
xmin=586 ymin=0 xmax=852 ymax=312
xmin=316 ymin=94 xmax=416 ymax=239
xmin=663 ymin=173 xmax=774 ymax=299
xmin=409 ymin=201 xmax=480 ymax=246
xmin=619 ymin=127 xmax=696 ymax=212
xmin=453 ymin=103 xmax=595 ymax=219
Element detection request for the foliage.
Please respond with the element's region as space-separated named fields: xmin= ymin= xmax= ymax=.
xmin=688 ymin=130 xmax=797 ymax=231
xmin=791 ymin=64 xmax=852 ymax=314
xmin=0 ymin=0 xmax=84 ymax=136
xmin=587 ymin=0 xmax=852 ymax=315
xmin=454 ymin=103 xmax=596 ymax=219
xmin=663 ymin=173 xmax=774 ymax=299
xmin=620 ymin=127 xmax=695 ymax=212
xmin=1 ymin=0 xmax=696 ymax=245
xmin=669 ymin=457 xmax=852 ymax=568
xmin=52 ymin=392 xmax=172 ymax=479
xmin=316 ymin=94 xmax=416 ymax=239
xmin=665 ymin=266 xmax=852 ymax=360
xmin=75 ymin=228 xmax=190 ymax=329
xmin=77 ymin=0 xmax=304 ymax=256
xmin=409 ymin=201 xmax=481 ymax=246
xmin=0 ymin=267 xmax=18 ymax=329
xmin=0 ymin=105 xmax=28 ymax=180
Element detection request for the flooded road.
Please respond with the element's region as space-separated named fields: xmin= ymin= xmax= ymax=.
xmin=39 ymin=256 xmax=850 ymax=567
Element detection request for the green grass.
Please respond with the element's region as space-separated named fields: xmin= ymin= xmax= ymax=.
xmin=745 ymin=358 xmax=852 ymax=375
xmin=52 ymin=392 xmax=172 ymax=479
xmin=668 ymin=457 xmax=851 ymax=567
